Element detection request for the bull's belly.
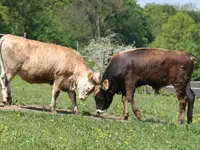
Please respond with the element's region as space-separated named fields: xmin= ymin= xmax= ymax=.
xmin=136 ymin=77 xmax=170 ymax=91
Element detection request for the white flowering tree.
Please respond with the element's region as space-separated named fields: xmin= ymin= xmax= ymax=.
xmin=82 ymin=34 xmax=135 ymax=75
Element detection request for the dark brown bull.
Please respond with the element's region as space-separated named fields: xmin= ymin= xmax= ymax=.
xmin=94 ymin=48 xmax=200 ymax=124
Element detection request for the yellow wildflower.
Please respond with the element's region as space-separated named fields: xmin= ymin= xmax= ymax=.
xmin=192 ymin=119 xmax=197 ymax=123
xmin=125 ymin=141 xmax=128 ymax=145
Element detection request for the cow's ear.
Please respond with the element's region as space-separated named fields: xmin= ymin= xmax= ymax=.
xmin=93 ymin=72 xmax=101 ymax=84
xmin=103 ymin=79 xmax=109 ymax=90
xmin=88 ymin=72 xmax=93 ymax=79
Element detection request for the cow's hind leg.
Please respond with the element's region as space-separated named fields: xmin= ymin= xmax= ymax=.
xmin=0 ymin=72 xmax=9 ymax=105
xmin=67 ymin=90 xmax=78 ymax=114
xmin=186 ymin=84 xmax=195 ymax=124
xmin=0 ymin=72 xmax=14 ymax=105
xmin=50 ymin=77 xmax=64 ymax=112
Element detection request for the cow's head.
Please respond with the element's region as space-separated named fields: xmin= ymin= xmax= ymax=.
xmin=94 ymin=79 xmax=114 ymax=114
xmin=77 ymin=72 xmax=100 ymax=100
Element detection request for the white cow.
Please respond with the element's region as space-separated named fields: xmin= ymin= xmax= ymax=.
xmin=0 ymin=34 xmax=100 ymax=113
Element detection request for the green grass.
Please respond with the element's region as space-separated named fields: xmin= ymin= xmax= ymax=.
xmin=0 ymin=76 xmax=200 ymax=150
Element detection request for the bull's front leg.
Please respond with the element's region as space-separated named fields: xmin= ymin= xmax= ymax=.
xmin=121 ymin=95 xmax=129 ymax=120
xmin=67 ymin=90 xmax=78 ymax=114
xmin=130 ymin=95 xmax=142 ymax=120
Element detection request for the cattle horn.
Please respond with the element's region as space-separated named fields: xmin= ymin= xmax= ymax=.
xmin=103 ymin=79 xmax=109 ymax=90
xmin=93 ymin=72 xmax=101 ymax=84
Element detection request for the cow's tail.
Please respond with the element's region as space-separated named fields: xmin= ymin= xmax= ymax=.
xmin=0 ymin=37 xmax=6 ymax=74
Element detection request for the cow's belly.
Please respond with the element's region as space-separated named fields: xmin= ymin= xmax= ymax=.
xmin=18 ymin=68 xmax=54 ymax=84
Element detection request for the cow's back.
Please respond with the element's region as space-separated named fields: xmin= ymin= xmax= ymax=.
xmin=0 ymin=35 xmax=89 ymax=83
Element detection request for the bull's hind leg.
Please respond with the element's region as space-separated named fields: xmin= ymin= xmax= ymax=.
xmin=175 ymin=86 xmax=187 ymax=124
xmin=186 ymin=84 xmax=195 ymax=124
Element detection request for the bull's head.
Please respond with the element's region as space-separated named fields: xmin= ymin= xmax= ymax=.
xmin=94 ymin=79 xmax=114 ymax=114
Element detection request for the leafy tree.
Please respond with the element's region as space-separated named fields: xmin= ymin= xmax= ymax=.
xmin=106 ymin=0 xmax=149 ymax=47
xmin=59 ymin=0 xmax=149 ymax=48
xmin=2 ymin=0 xmax=69 ymax=45
xmin=0 ymin=0 xmax=9 ymax=33
xmin=144 ymin=3 xmax=176 ymax=42
xmin=151 ymin=12 xmax=197 ymax=50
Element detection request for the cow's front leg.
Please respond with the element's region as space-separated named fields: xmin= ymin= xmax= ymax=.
xmin=50 ymin=90 xmax=60 ymax=112
xmin=68 ymin=90 xmax=78 ymax=114
xmin=50 ymin=78 xmax=63 ymax=112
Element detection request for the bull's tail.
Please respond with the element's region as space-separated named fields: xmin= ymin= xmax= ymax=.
xmin=187 ymin=53 xmax=200 ymax=64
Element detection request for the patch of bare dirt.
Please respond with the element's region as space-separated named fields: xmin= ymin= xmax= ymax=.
xmin=0 ymin=104 xmax=73 ymax=114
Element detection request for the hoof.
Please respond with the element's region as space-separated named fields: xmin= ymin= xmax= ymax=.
xmin=0 ymin=102 xmax=5 ymax=107
xmin=73 ymin=110 xmax=79 ymax=114
xmin=134 ymin=109 xmax=142 ymax=120
xmin=73 ymin=106 xmax=79 ymax=114
xmin=178 ymin=120 xmax=185 ymax=124
xmin=3 ymin=101 xmax=11 ymax=106
xmin=120 ymin=115 xmax=128 ymax=120
xmin=49 ymin=107 xmax=56 ymax=113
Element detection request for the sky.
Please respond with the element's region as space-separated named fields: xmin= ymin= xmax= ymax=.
xmin=137 ymin=0 xmax=200 ymax=9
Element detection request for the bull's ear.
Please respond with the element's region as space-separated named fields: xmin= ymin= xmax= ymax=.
xmin=93 ymin=72 xmax=101 ymax=84
xmin=103 ymin=79 xmax=109 ymax=90
xmin=88 ymin=72 xmax=93 ymax=79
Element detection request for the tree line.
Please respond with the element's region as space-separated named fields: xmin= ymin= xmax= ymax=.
xmin=0 ymin=0 xmax=200 ymax=80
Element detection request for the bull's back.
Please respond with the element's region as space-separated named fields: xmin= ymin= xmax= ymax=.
xmin=104 ymin=48 xmax=193 ymax=90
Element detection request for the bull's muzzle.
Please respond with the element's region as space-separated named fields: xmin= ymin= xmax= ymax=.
xmin=96 ymin=109 xmax=104 ymax=114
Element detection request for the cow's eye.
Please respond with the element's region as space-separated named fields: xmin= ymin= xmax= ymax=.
xmin=87 ymin=87 xmax=91 ymax=92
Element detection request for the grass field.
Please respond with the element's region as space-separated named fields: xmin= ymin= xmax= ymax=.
xmin=0 ymin=76 xmax=200 ymax=150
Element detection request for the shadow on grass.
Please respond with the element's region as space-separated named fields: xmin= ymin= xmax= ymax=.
xmin=82 ymin=111 xmax=121 ymax=120
xmin=140 ymin=118 xmax=168 ymax=125
xmin=0 ymin=105 xmax=170 ymax=124
xmin=21 ymin=105 xmax=74 ymax=115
